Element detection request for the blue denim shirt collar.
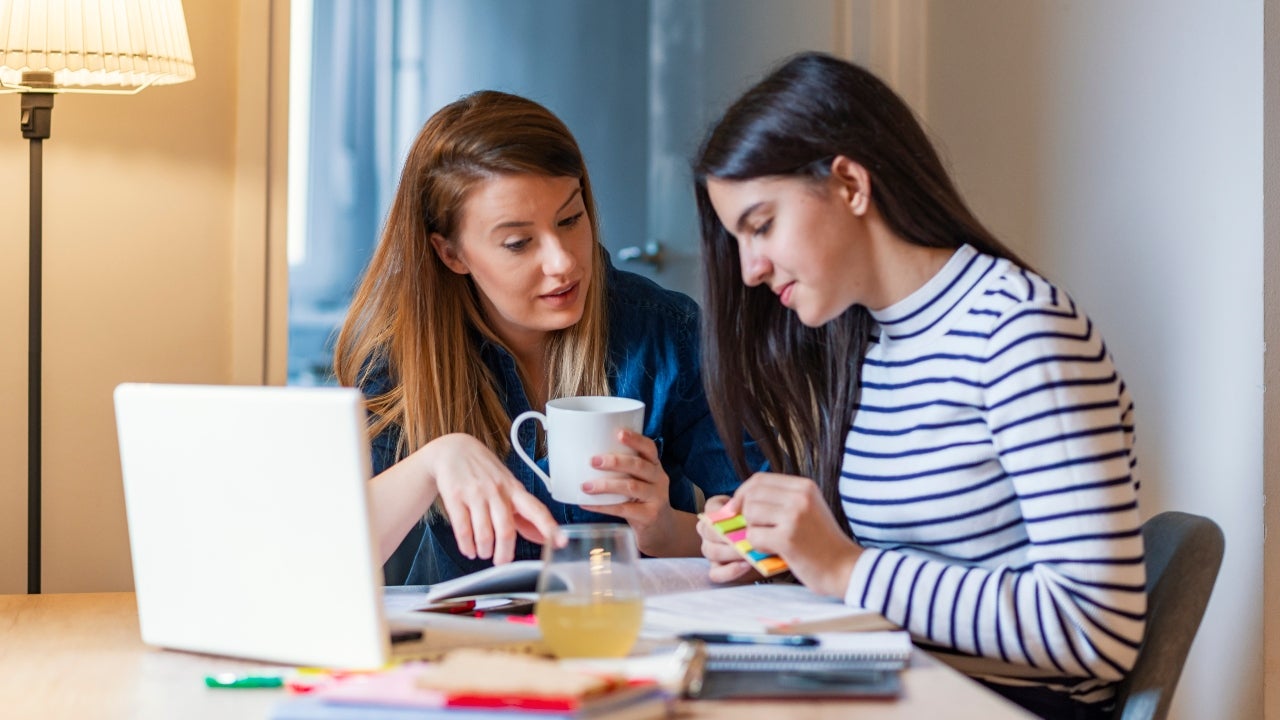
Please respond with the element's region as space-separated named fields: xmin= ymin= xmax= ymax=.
xmin=369 ymin=260 xmax=750 ymax=584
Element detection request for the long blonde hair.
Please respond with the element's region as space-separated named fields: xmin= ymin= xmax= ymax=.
xmin=334 ymin=91 xmax=609 ymax=459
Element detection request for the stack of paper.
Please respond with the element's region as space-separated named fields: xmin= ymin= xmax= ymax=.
xmin=270 ymin=654 xmax=670 ymax=720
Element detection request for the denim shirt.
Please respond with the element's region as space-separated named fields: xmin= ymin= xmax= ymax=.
xmin=361 ymin=264 xmax=751 ymax=584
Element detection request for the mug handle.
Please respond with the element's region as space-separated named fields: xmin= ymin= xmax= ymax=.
xmin=510 ymin=410 xmax=552 ymax=491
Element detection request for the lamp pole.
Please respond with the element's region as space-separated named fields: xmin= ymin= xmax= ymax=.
xmin=21 ymin=70 xmax=53 ymax=595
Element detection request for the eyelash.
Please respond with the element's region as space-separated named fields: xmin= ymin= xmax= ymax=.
xmin=502 ymin=213 xmax=585 ymax=252
xmin=753 ymin=218 xmax=773 ymax=237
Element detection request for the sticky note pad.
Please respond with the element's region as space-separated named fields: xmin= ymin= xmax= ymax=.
xmin=699 ymin=508 xmax=789 ymax=577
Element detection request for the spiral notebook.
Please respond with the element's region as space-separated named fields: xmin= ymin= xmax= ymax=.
xmin=692 ymin=631 xmax=911 ymax=700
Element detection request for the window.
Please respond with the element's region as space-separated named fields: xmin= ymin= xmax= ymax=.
xmin=287 ymin=0 xmax=847 ymax=385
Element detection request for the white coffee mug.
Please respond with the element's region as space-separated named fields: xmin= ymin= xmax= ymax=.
xmin=509 ymin=396 xmax=645 ymax=505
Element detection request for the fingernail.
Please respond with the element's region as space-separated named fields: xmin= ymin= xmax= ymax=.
xmin=581 ymin=482 xmax=595 ymax=491
xmin=591 ymin=457 xmax=605 ymax=468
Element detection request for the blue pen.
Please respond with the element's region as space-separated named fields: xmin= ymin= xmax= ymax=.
xmin=678 ymin=632 xmax=819 ymax=647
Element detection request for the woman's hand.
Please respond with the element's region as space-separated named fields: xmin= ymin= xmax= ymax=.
xmin=422 ymin=433 xmax=561 ymax=565
xmin=719 ymin=473 xmax=863 ymax=598
xmin=579 ymin=430 xmax=693 ymax=556
xmin=696 ymin=495 xmax=760 ymax=584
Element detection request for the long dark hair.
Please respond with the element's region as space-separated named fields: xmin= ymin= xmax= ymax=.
xmin=693 ymin=52 xmax=1028 ymax=532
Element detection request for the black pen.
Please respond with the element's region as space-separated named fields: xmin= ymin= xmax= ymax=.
xmin=678 ymin=632 xmax=819 ymax=646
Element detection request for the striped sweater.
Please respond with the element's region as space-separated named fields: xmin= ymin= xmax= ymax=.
xmin=841 ymin=244 xmax=1145 ymax=705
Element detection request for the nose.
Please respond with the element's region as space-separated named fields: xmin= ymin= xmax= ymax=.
xmin=542 ymin=235 xmax=576 ymax=276
xmin=738 ymin=240 xmax=770 ymax=287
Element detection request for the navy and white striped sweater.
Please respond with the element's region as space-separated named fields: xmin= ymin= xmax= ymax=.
xmin=842 ymin=244 xmax=1145 ymax=704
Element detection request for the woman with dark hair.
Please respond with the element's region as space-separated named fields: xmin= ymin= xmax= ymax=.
xmin=693 ymin=53 xmax=1143 ymax=719
xmin=335 ymin=90 xmax=746 ymax=585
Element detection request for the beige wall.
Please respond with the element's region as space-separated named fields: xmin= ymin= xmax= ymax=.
xmin=920 ymin=2 xmax=1264 ymax=719
xmin=0 ymin=0 xmax=259 ymax=593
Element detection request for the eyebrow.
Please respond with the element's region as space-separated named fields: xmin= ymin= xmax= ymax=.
xmin=489 ymin=187 xmax=584 ymax=233
xmin=732 ymin=201 xmax=766 ymax=235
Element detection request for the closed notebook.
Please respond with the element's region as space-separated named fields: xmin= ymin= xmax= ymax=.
xmin=690 ymin=631 xmax=912 ymax=700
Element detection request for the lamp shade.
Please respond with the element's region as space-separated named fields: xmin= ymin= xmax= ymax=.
xmin=0 ymin=0 xmax=196 ymax=92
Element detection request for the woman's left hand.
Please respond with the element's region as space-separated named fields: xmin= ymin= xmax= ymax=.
xmin=579 ymin=429 xmax=684 ymax=555
xmin=730 ymin=472 xmax=863 ymax=598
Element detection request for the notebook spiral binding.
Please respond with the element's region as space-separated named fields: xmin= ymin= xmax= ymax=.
xmin=707 ymin=658 xmax=906 ymax=673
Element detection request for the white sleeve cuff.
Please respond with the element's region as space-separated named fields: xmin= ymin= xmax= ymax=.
xmin=843 ymin=546 xmax=883 ymax=608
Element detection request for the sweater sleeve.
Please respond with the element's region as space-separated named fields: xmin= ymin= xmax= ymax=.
xmin=845 ymin=291 xmax=1145 ymax=682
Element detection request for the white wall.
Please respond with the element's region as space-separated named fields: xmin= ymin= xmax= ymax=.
xmin=0 ymin=0 xmax=276 ymax=594
xmin=917 ymin=2 xmax=1264 ymax=719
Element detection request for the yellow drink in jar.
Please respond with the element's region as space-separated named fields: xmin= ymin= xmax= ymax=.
xmin=535 ymin=594 xmax=644 ymax=658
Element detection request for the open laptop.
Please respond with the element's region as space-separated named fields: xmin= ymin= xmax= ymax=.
xmin=114 ymin=383 xmax=538 ymax=669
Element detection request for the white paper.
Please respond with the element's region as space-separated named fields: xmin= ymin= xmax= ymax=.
xmin=642 ymin=583 xmax=896 ymax=637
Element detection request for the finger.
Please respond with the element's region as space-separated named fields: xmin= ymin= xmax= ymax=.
xmin=590 ymin=452 xmax=658 ymax=482
xmin=616 ymin=429 xmax=659 ymax=464
xmin=703 ymin=495 xmax=731 ymax=514
xmin=578 ymin=502 xmax=633 ymax=519
xmin=717 ymin=493 xmax=743 ymax=518
xmin=701 ymin=537 xmax=741 ymax=563
xmin=581 ymin=476 xmax=644 ymax=499
xmin=441 ymin=495 xmax=477 ymax=559
xmin=489 ymin=494 xmax=517 ymax=566
xmin=708 ymin=560 xmax=753 ymax=584
xmin=745 ymin=525 xmax=787 ymax=556
xmin=743 ymin=471 xmax=812 ymax=494
xmin=470 ymin=498 xmax=497 ymax=561
xmin=509 ymin=489 xmax=559 ymax=546
xmin=696 ymin=515 xmax=734 ymax=545
xmin=739 ymin=492 xmax=789 ymax=527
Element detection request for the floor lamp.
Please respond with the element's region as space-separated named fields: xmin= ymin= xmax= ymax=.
xmin=1 ymin=0 xmax=196 ymax=594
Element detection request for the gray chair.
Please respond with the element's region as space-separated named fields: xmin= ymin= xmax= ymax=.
xmin=1112 ymin=511 xmax=1224 ymax=720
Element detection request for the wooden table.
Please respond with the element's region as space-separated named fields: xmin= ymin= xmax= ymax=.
xmin=0 ymin=593 xmax=1033 ymax=719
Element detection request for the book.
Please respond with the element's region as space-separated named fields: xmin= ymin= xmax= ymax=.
xmin=270 ymin=694 xmax=668 ymax=720
xmin=270 ymin=659 xmax=670 ymax=720
xmin=693 ymin=666 xmax=901 ymax=700
xmin=641 ymin=583 xmax=897 ymax=636
xmin=412 ymin=558 xmax=894 ymax=639
xmin=689 ymin=631 xmax=912 ymax=700
xmin=421 ymin=557 xmax=717 ymax=603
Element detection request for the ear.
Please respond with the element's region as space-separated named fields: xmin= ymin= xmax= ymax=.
xmin=829 ymin=155 xmax=872 ymax=217
xmin=430 ymin=232 xmax=470 ymax=275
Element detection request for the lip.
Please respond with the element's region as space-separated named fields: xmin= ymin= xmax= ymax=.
xmin=541 ymin=281 xmax=578 ymax=298
xmin=774 ymin=281 xmax=796 ymax=307
xmin=539 ymin=281 xmax=581 ymax=307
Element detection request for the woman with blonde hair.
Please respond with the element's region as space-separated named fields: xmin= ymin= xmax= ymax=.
xmin=335 ymin=90 xmax=746 ymax=584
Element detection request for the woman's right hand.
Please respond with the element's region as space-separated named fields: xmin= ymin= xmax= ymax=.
xmin=696 ymin=494 xmax=760 ymax=584
xmin=420 ymin=433 xmax=561 ymax=565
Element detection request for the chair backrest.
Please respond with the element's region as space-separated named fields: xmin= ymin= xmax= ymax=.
xmin=1112 ymin=511 xmax=1224 ymax=720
